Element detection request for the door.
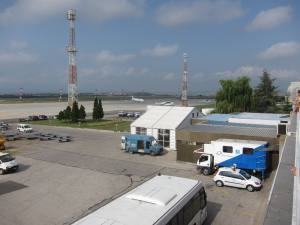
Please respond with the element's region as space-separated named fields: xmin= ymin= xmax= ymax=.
xmin=231 ymin=174 xmax=246 ymax=188
xmin=199 ymin=155 xmax=211 ymax=168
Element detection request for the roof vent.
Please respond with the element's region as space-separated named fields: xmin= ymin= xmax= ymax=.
xmin=126 ymin=187 xmax=177 ymax=206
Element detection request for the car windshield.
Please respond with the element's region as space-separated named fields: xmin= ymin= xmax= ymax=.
xmin=24 ymin=125 xmax=31 ymax=128
xmin=239 ymin=170 xmax=251 ymax=180
xmin=0 ymin=154 xmax=14 ymax=162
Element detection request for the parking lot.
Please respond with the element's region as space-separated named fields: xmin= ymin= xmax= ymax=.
xmin=0 ymin=125 xmax=274 ymax=225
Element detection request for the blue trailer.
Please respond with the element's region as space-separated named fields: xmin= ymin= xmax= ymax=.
xmin=121 ymin=134 xmax=163 ymax=155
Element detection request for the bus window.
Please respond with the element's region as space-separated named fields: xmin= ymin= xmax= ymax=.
xmin=200 ymin=188 xmax=207 ymax=209
xmin=183 ymin=192 xmax=201 ymax=225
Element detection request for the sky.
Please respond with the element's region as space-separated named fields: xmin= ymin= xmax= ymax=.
xmin=0 ymin=0 xmax=299 ymax=95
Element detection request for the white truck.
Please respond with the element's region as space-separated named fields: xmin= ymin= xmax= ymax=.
xmin=0 ymin=152 xmax=19 ymax=175
xmin=196 ymin=139 xmax=268 ymax=176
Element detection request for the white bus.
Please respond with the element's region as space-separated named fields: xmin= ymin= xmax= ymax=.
xmin=72 ymin=175 xmax=207 ymax=225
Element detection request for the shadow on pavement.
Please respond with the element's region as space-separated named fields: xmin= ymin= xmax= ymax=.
xmin=204 ymin=201 xmax=222 ymax=225
xmin=0 ymin=181 xmax=28 ymax=195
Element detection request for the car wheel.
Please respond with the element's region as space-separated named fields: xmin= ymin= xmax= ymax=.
xmin=202 ymin=168 xmax=210 ymax=176
xmin=0 ymin=169 xmax=4 ymax=175
xmin=246 ymin=185 xmax=254 ymax=192
xmin=216 ymin=180 xmax=223 ymax=187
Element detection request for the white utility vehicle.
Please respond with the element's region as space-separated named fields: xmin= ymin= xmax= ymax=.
xmin=213 ymin=167 xmax=262 ymax=192
xmin=17 ymin=124 xmax=33 ymax=132
xmin=0 ymin=152 xmax=19 ymax=175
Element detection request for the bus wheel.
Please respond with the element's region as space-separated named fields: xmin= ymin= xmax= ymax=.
xmin=202 ymin=168 xmax=210 ymax=176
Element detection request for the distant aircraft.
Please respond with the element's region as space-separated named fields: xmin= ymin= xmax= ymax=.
xmin=155 ymin=101 xmax=174 ymax=106
xmin=131 ymin=96 xmax=144 ymax=102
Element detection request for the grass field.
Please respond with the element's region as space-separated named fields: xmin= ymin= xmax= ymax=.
xmin=195 ymin=102 xmax=215 ymax=111
xmin=29 ymin=119 xmax=131 ymax=132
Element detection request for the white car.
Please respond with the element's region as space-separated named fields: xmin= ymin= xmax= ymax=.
xmin=0 ymin=152 xmax=19 ymax=175
xmin=213 ymin=167 xmax=262 ymax=192
xmin=17 ymin=124 xmax=33 ymax=132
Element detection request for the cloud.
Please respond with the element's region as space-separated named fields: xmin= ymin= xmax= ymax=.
xmin=258 ymin=41 xmax=300 ymax=60
xmin=216 ymin=65 xmax=262 ymax=79
xmin=0 ymin=51 xmax=37 ymax=64
xmin=9 ymin=41 xmax=28 ymax=50
xmin=0 ymin=0 xmax=145 ymax=25
xmin=162 ymin=72 xmax=176 ymax=80
xmin=216 ymin=65 xmax=299 ymax=80
xmin=142 ymin=44 xmax=178 ymax=57
xmin=156 ymin=0 xmax=244 ymax=27
xmin=96 ymin=51 xmax=135 ymax=64
xmin=125 ymin=67 xmax=149 ymax=76
xmin=246 ymin=6 xmax=292 ymax=31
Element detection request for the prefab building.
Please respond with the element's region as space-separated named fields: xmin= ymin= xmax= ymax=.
xmin=130 ymin=106 xmax=201 ymax=150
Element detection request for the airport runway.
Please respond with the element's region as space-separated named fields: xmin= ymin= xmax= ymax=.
xmin=0 ymin=99 xmax=209 ymax=120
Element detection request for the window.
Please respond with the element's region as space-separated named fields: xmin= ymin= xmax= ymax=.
xmin=243 ymin=147 xmax=253 ymax=155
xmin=183 ymin=192 xmax=201 ymax=225
xmin=146 ymin=141 xmax=150 ymax=149
xmin=192 ymin=113 xmax=194 ymax=118
xmin=200 ymin=188 xmax=207 ymax=209
xmin=158 ymin=129 xmax=170 ymax=148
xmin=223 ymin=146 xmax=233 ymax=153
xmin=136 ymin=127 xmax=147 ymax=135
xmin=231 ymin=174 xmax=245 ymax=180
xmin=200 ymin=155 xmax=208 ymax=162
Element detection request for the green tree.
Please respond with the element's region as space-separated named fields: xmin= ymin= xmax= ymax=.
xmin=57 ymin=111 xmax=65 ymax=120
xmin=79 ymin=105 xmax=86 ymax=120
xmin=71 ymin=101 xmax=79 ymax=122
xmin=92 ymin=97 xmax=99 ymax=120
xmin=64 ymin=106 xmax=72 ymax=120
xmin=216 ymin=76 xmax=253 ymax=113
xmin=98 ymin=98 xmax=104 ymax=119
xmin=253 ymin=70 xmax=278 ymax=113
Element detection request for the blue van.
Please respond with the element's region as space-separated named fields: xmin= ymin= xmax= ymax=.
xmin=121 ymin=135 xmax=163 ymax=155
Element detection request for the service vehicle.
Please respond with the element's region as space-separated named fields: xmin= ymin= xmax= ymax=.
xmin=0 ymin=152 xmax=18 ymax=174
xmin=71 ymin=175 xmax=207 ymax=225
xmin=121 ymin=134 xmax=163 ymax=155
xmin=17 ymin=124 xmax=33 ymax=133
xmin=213 ymin=167 xmax=262 ymax=192
xmin=118 ymin=111 xmax=127 ymax=117
xmin=197 ymin=139 xmax=268 ymax=177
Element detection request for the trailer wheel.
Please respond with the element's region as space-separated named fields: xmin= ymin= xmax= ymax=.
xmin=216 ymin=180 xmax=223 ymax=187
xmin=202 ymin=168 xmax=210 ymax=176
xmin=246 ymin=185 xmax=254 ymax=192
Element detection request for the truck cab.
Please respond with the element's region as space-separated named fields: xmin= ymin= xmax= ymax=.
xmin=121 ymin=135 xmax=163 ymax=155
xmin=197 ymin=153 xmax=215 ymax=175
xmin=0 ymin=153 xmax=19 ymax=175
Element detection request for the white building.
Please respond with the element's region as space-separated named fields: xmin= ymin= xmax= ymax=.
xmin=131 ymin=106 xmax=201 ymax=150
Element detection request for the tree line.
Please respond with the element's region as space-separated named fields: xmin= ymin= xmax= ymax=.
xmin=57 ymin=97 xmax=104 ymax=122
xmin=215 ymin=70 xmax=289 ymax=113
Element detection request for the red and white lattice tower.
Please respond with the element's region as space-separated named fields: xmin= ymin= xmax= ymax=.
xmin=67 ymin=9 xmax=78 ymax=106
xmin=181 ymin=53 xmax=188 ymax=106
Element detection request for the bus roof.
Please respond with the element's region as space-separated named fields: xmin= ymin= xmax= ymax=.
xmin=72 ymin=175 xmax=202 ymax=225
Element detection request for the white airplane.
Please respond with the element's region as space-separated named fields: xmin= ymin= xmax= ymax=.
xmin=155 ymin=101 xmax=174 ymax=106
xmin=131 ymin=96 xmax=144 ymax=102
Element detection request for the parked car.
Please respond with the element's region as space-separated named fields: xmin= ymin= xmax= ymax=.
xmin=213 ymin=167 xmax=262 ymax=192
xmin=17 ymin=124 xmax=33 ymax=133
xmin=118 ymin=111 xmax=127 ymax=117
xmin=134 ymin=112 xmax=141 ymax=118
xmin=126 ymin=112 xmax=134 ymax=117
xmin=28 ymin=115 xmax=39 ymax=121
xmin=0 ymin=122 xmax=9 ymax=131
xmin=0 ymin=152 xmax=19 ymax=175
xmin=38 ymin=115 xmax=48 ymax=120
